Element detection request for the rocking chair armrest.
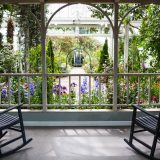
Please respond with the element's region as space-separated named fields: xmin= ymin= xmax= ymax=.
xmin=0 ymin=104 xmax=23 ymax=115
xmin=133 ymin=105 xmax=159 ymax=120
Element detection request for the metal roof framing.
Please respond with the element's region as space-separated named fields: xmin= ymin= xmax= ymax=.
xmin=0 ymin=0 xmax=159 ymax=4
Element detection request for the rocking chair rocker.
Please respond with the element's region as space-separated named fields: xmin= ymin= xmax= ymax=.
xmin=0 ymin=104 xmax=32 ymax=157
xmin=124 ymin=105 xmax=160 ymax=160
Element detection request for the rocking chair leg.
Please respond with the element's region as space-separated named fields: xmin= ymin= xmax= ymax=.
xmin=18 ymin=107 xmax=27 ymax=143
xmin=128 ymin=107 xmax=137 ymax=144
xmin=0 ymin=138 xmax=32 ymax=158
xmin=0 ymin=130 xmax=7 ymax=139
xmin=20 ymin=122 xmax=27 ymax=144
xmin=150 ymin=117 xmax=160 ymax=159
xmin=150 ymin=137 xmax=157 ymax=159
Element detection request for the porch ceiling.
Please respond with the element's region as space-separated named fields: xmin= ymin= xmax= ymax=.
xmin=0 ymin=0 xmax=159 ymax=4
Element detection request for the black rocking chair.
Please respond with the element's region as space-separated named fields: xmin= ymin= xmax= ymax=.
xmin=0 ymin=104 xmax=32 ymax=157
xmin=124 ymin=105 xmax=160 ymax=160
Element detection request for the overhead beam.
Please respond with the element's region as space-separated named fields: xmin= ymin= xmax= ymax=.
xmin=0 ymin=0 xmax=160 ymax=4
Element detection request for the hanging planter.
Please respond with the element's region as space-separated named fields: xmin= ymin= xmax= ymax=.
xmin=7 ymin=17 xmax=14 ymax=44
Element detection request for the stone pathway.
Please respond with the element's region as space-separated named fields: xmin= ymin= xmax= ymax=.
xmin=57 ymin=67 xmax=85 ymax=94
xmin=56 ymin=67 xmax=95 ymax=94
xmin=69 ymin=67 xmax=86 ymax=74
xmin=54 ymin=67 xmax=108 ymax=105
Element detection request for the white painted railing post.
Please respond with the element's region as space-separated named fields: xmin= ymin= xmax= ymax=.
xmin=124 ymin=24 xmax=129 ymax=73
xmin=41 ymin=2 xmax=47 ymax=111
xmin=113 ymin=2 xmax=119 ymax=111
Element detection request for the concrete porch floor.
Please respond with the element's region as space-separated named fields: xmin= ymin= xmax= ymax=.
xmin=1 ymin=127 xmax=160 ymax=160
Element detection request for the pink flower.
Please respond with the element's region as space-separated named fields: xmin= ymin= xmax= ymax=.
xmin=141 ymin=63 xmax=146 ymax=70
xmin=151 ymin=96 xmax=158 ymax=103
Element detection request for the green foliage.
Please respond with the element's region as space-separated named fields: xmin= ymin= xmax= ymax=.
xmin=128 ymin=36 xmax=141 ymax=72
xmin=118 ymin=38 xmax=124 ymax=72
xmin=30 ymin=77 xmax=42 ymax=104
xmin=83 ymin=49 xmax=101 ymax=73
xmin=0 ymin=33 xmax=3 ymax=49
xmin=47 ymin=36 xmax=101 ymax=73
xmin=16 ymin=4 xmax=41 ymax=48
xmin=0 ymin=46 xmax=16 ymax=73
xmin=89 ymin=4 xmax=147 ymax=26
xmin=0 ymin=6 xmax=4 ymax=27
xmin=118 ymin=36 xmax=141 ymax=73
xmin=28 ymin=45 xmax=42 ymax=73
xmin=10 ymin=77 xmax=26 ymax=104
xmin=98 ymin=39 xmax=110 ymax=73
xmin=139 ymin=5 xmax=160 ymax=70
xmin=2 ymin=4 xmax=15 ymax=13
xmin=47 ymin=77 xmax=54 ymax=104
xmin=10 ymin=77 xmax=42 ymax=105
xmin=89 ymin=4 xmax=113 ymax=19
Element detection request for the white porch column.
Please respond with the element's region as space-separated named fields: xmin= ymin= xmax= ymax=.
xmin=113 ymin=2 xmax=119 ymax=111
xmin=124 ymin=24 xmax=129 ymax=73
xmin=111 ymin=31 xmax=114 ymax=59
xmin=41 ymin=2 xmax=47 ymax=111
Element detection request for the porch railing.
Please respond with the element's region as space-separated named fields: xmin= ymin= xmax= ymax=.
xmin=0 ymin=73 xmax=160 ymax=110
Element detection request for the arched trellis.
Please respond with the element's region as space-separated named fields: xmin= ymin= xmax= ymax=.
xmin=41 ymin=3 xmax=116 ymax=111
xmin=65 ymin=48 xmax=92 ymax=71
xmin=118 ymin=3 xmax=146 ymax=29
xmin=40 ymin=2 xmax=153 ymax=111
xmin=17 ymin=3 xmax=147 ymax=37
xmin=45 ymin=3 xmax=114 ymax=35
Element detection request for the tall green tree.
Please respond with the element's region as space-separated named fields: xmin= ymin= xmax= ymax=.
xmin=89 ymin=4 xmax=146 ymax=28
xmin=128 ymin=36 xmax=140 ymax=72
xmin=16 ymin=4 xmax=41 ymax=48
xmin=0 ymin=5 xmax=3 ymax=49
xmin=139 ymin=5 xmax=160 ymax=70
xmin=89 ymin=4 xmax=147 ymax=73
xmin=15 ymin=4 xmax=41 ymax=72
xmin=46 ymin=39 xmax=54 ymax=73
xmin=98 ymin=39 xmax=110 ymax=73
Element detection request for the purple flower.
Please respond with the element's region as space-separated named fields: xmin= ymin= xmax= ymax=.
xmin=53 ymin=84 xmax=67 ymax=95
xmin=70 ymin=82 xmax=77 ymax=87
xmin=62 ymin=86 xmax=67 ymax=90
xmin=95 ymin=78 xmax=99 ymax=90
xmin=80 ymin=77 xmax=88 ymax=94
xmin=93 ymin=78 xmax=100 ymax=96
xmin=1 ymin=87 xmax=7 ymax=98
xmin=53 ymin=85 xmax=60 ymax=94
xmin=29 ymin=82 xmax=34 ymax=96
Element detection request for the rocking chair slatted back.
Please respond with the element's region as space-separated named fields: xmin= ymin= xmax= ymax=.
xmin=124 ymin=105 xmax=160 ymax=160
